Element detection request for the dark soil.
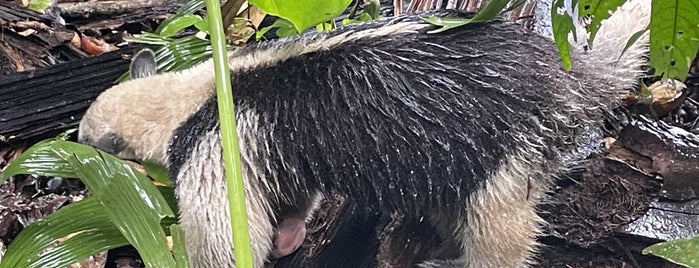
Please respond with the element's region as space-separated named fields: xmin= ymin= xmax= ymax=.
xmin=534 ymin=157 xmax=675 ymax=268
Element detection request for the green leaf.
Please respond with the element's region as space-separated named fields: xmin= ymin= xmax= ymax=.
xmin=157 ymin=185 xmax=181 ymax=216
xmin=203 ymin=0 xmax=256 ymax=264
xmin=619 ymin=27 xmax=649 ymax=60
xmin=194 ymin=18 xmax=211 ymax=33
xmin=27 ymin=0 xmax=52 ymax=13
xmin=363 ymin=0 xmax=381 ymax=19
xmin=1 ymin=140 xmax=177 ymax=267
xmin=423 ymin=16 xmax=474 ymax=34
xmin=156 ymin=0 xmax=206 ymax=35
xmin=471 ymin=0 xmax=513 ymax=21
xmin=1 ymin=139 xmax=79 ymax=182
xmin=551 ymin=0 xmax=576 ymax=70
xmin=316 ymin=21 xmax=335 ymax=33
xmin=577 ymin=0 xmax=627 ymax=49
xmin=342 ymin=12 xmax=374 ymax=26
xmin=56 ymin=129 xmax=77 ymax=141
xmin=248 ymin=0 xmax=352 ymax=33
xmin=649 ymin=0 xmax=699 ymax=80
xmin=424 ymin=0 xmax=511 ymax=34
xmin=256 ymin=18 xmax=297 ymax=40
xmin=159 ymin=14 xmax=205 ymax=37
xmin=68 ymin=146 xmax=176 ymax=267
xmin=171 ymin=224 xmax=190 ymax=268
xmin=141 ymin=160 xmax=173 ymax=187
xmin=0 ymin=198 xmax=129 ymax=268
xmin=121 ymin=33 xmax=215 ymax=82
xmin=255 ymin=25 xmax=275 ymax=40
xmin=643 ymin=236 xmax=699 ymax=268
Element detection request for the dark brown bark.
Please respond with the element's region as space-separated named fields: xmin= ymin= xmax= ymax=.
xmin=0 ymin=48 xmax=137 ymax=144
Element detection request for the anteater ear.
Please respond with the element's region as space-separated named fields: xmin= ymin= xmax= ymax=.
xmin=130 ymin=48 xmax=157 ymax=79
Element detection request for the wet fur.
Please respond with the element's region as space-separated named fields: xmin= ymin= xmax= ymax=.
xmin=79 ymin=1 xmax=651 ymax=267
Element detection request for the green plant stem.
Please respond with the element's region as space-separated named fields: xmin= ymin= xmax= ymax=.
xmin=204 ymin=0 xmax=254 ymax=267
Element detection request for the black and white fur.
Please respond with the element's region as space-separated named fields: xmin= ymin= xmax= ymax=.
xmin=78 ymin=1 xmax=652 ymax=267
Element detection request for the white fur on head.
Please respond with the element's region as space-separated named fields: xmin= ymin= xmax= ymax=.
xmin=78 ymin=59 xmax=217 ymax=165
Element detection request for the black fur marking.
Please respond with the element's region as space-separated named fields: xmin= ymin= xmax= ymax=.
xmin=168 ymin=97 xmax=219 ymax=179
xmin=164 ymin=10 xmax=624 ymax=267
xmin=169 ymin=10 xmax=584 ymax=215
xmin=95 ymin=132 xmax=125 ymax=156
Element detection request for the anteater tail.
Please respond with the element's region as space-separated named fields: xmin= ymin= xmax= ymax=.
xmin=573 ymin=0 xmax=651 ymax=93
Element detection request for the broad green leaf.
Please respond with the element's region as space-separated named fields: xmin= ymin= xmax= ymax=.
xmin=0 ymin=198 xmax=129 ymax=268
xmin=1 ymin=139 xmax=78 ymax=182
xmin=423 ymin=16 xmax=474 ymax=34
xmin=425 ymin=0 xmax=512 ymax=34
xmin=256 ymin=18 xmax=297 ymax=39
xmin=156 ymin=0 xmax=206 ymax=34
xmin=316 ymin=21 xmax=335 ymax=33
xmin=27 ymin=0 xmax=52 ymax=13
xmin=141 ymin=160 xmax=173 ymax=187
xmin=643 ymin=236 xmax=699 ymax=268
xmin=363 ymin=0 xmax=381 ymax=19
xmin=158 ymin=185 xmax=181 ymax=217
xmin=248 ymin=0 xmax=352 ymax=33
xmin=194 ymin=18 xmax=211 ymax=33
xmin=171 ymin=224 xmax=190 ymax=268
xmin=159 ymin=15 xmax=205 ymax=37
xmin=649 ymin=0 xmax=699 ymax=80
xmin=67 ymin=144 xmax=176 ymax=267
xmin=1 ymin=140 xmax=177 ymax=267
xmin=551 ymin=0 xmax=576 ymax=70
xmin=577 ymin=0 xmax=627 ymax=49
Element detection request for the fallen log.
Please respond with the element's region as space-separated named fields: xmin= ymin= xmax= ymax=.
xmin=0 ymin=47 xmax=137 ymax=144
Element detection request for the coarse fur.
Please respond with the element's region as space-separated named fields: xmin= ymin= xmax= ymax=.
xmin=78 ymin=1 xmax=652 ymax=267
xmin=77 ymin=58 xmax=216 ymax=164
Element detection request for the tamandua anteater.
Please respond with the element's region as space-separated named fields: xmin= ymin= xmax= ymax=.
xmin=79 ymin=1 xmax=652 ymax=267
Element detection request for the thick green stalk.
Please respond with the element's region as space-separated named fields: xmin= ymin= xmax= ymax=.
xmin=203 ymin=0 xmax=254 ymax=267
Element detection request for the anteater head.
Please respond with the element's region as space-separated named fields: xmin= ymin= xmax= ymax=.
xmin=78 ymin=49 xmax=216 ymax=165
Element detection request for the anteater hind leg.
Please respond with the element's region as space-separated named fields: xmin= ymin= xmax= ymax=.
xmin=420 ymin=152 xmax=551 ymax=268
